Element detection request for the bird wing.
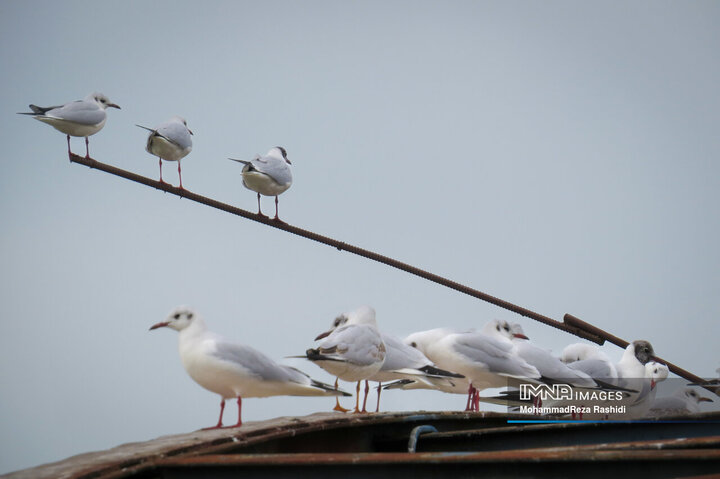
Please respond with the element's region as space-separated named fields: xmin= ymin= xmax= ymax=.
xmin=315 ymin=324 xmax=384 ymax=366
xmin=452 ymin=333 xmax=540 ymax=378
xmin=156 ymin=121 xmax=192 ymax=149
xmin=211 ymin=340 xmax=299 ymax=383
xmin=44 ymin=100 xmax=105 ymax=125
xmin=250 ymin=156 xmax=292 ymax=186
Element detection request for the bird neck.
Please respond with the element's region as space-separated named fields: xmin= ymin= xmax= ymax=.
xmin=178 ymin=318 xmax=208 ymax=344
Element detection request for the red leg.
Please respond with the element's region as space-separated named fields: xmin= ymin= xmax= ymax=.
xmin=375 ymin=382 xmax=381 ymax=413
xmin=158 ymin=158 xmax=165 ymax=184
xmin=178 ymin=160 xmax=184 ymax=190
xmin=274 ymin=196 xmax=280 ymax=220
xmin=360 ymin=380 xmax=370 ymax=413
xmin=256 ymin=193 xmax=265 ymax=217
xmin=202 ymin=398 xmax=225 ymax=430
xmin=66 ymin=135 xmax=72 ymax=160
xmin=354 ymin=381 xmax=361 ymax=413
xmin=84 ymin=136 xmax=90 ymax=159
xmin=465 ymin=383 xmax=474 ymax=411
xmin=230 ymin=397 xmax=243 ymax=427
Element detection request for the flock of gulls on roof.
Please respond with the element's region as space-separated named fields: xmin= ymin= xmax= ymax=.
xmin=20 ymin=92 xmax=716 ymax=429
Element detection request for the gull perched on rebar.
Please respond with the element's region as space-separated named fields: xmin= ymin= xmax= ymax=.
xmin=229 ymin=147 xmax=292 ymax=220
xmin=136 ymin=116 xmax=193 ymax=189
xmin=150 ymin=306 xmax=349 ymax=429
xmin=18 ymin=92 xmax=120 ymax=159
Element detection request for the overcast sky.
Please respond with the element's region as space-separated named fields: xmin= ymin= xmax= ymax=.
xmin=2 ymin=0 xmax=719 ymax=474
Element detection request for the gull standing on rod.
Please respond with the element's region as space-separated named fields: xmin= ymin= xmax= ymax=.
xmin=229 ymin=146 xmax=292 ymax=220
xmin=137 ymin=116 xmax=193 ymax=189
xmin=303 ymin=306 xmax=386 ymax=413
xmin=150 ymin=306 xmax=350 ymax=429
xmin=18 ymin=92 xmax=120 ymax=159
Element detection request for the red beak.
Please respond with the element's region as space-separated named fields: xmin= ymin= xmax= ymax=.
xmin=315 ymin=330 xmax=332 ymax=341
xmin=149 ymin=321 xmax=170 ymax=331
xmin=513 ymin=333 xmax=529 ymax=340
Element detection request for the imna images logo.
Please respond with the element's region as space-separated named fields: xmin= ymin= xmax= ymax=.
xmin=519 ymin=383 xmax=573 ymax=401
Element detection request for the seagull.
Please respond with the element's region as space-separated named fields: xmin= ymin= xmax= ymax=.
xmin=623 ymin=360 xmax=669 ymax=419
xmin=229 ymin=147 xmax=292 ymax=220
xmin=304 ymin=306 xmax=386 ymax=413
xmin=313 ymin=309 xmax=464 ymax=411
xmin=404 ymin=327 xmax=540 ymax=411
xmin=136 ymin=116 xmax=193 ymax=189
xmin=648 ymin=387 xmax=713 ymax=417
xmin=616 ymin=340 xmax=655 ymax=380
xmin=149 ymin=306 xmax=349 ymax=429
xmin=18 ymin=92 xmax=120 ymax=159
xmin=486 ymin=320 xmax=597 ymax=389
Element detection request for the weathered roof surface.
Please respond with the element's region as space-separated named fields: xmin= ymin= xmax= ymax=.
xmin=4 ymin=411 xmax=719 ymax=479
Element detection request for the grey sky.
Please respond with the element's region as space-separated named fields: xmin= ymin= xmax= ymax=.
xmin=1 ymin=0 xmax=719 ymax=474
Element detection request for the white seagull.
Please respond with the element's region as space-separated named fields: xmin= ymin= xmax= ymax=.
xmin=229 ymin=147 xmax=292 ymax=220
xmin=137 ymin=116 xmax=193 ymax=188
xmin=304 ymin=306 xmax=386 ymax=413
xmin=18 ymin=92 xmax=120 ymax=159
xmin=616 ymin=340 xmax=656 ymax=380
xmin=314 ymin=309 xmax=464 ymax=411
xmin=150 ymin=306 xmax=349 ymax=429
xmin=404 ymin=327 xmax=540 ymax=411
xmin=648 ymin=387 xmax=713 ymax=417
xmin=486 ymin=320 xmax=597 ymax=389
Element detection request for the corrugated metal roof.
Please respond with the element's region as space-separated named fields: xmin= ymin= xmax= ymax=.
xmin=4 ymin=411 xmax=719 ymax=479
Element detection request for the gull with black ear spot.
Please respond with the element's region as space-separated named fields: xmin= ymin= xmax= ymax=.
xmin=18 ymin=92 xmax=120 ymax=159
xmin=149 ymin=306 xmax=349 ymax=429
xmin=616 ymin=340 xmax=655 ymax=380
xmin=229 ymin=146 xmax=292 ymax=220
xmin=137 ymin=116 xmax=193 ymax=189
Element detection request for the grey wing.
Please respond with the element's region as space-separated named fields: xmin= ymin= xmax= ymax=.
xmin=381 ymin=333 xmax=430 ymax=370
xmin=157 ymin=121 xmax=192 ymax=149
xmin=212 ymin=340 xmax=298 ymax=383
xmin=568 ymin=359 xmax=616 ymax=383
xmin=252 ymin=157 xmax=292 ymax=186
xmin=453 ymin=334 xmax=539 ymax=377
xmin=47 ymin=100 xmax=105 ymax=125
xmin=516 ymin=343 xmax=595 ymax=386
xmin=318 ymin=325 xmax=383 ymax=366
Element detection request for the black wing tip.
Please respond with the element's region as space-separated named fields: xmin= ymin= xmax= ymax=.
xmin=418 ymin=365 xmax=465 ymax=379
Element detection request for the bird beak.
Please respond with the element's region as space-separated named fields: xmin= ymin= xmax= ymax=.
xmin=188 ymin=129 xmax=194 ymax=135
xmin=513 ymin=333 xmax=529 ymax=340
xmin=108 ymin=103 xmax=121 ymax=109
xmin=650 ymin=379 xmax=657 ymax=390
xmin=315 ymin=330 xmax=332 ymax=341
xmin=699 ymin=396 xmax=714 ymax=403
xmin=149 ymin=321 xmax=170 ymax=331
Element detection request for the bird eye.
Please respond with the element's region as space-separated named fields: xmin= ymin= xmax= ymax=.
xmin=411 ymin=342 xmax=417 ymax=348
xmin=496 ymin=325 xmax=501 ymax=331
xmin=187 ymin=313 xmax=193 ymax=320
xmin=173 ymin=313 xmax=180 ymax=320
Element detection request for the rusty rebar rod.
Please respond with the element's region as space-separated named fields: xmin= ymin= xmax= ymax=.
xmin=68 ymin=154 xmax=716 ymax=394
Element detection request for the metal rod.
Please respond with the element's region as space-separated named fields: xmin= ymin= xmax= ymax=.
xmin=563 ymin=314 xmax=715 ymax=394
xmin=68 ymin=154 xmax=716 ymax=393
